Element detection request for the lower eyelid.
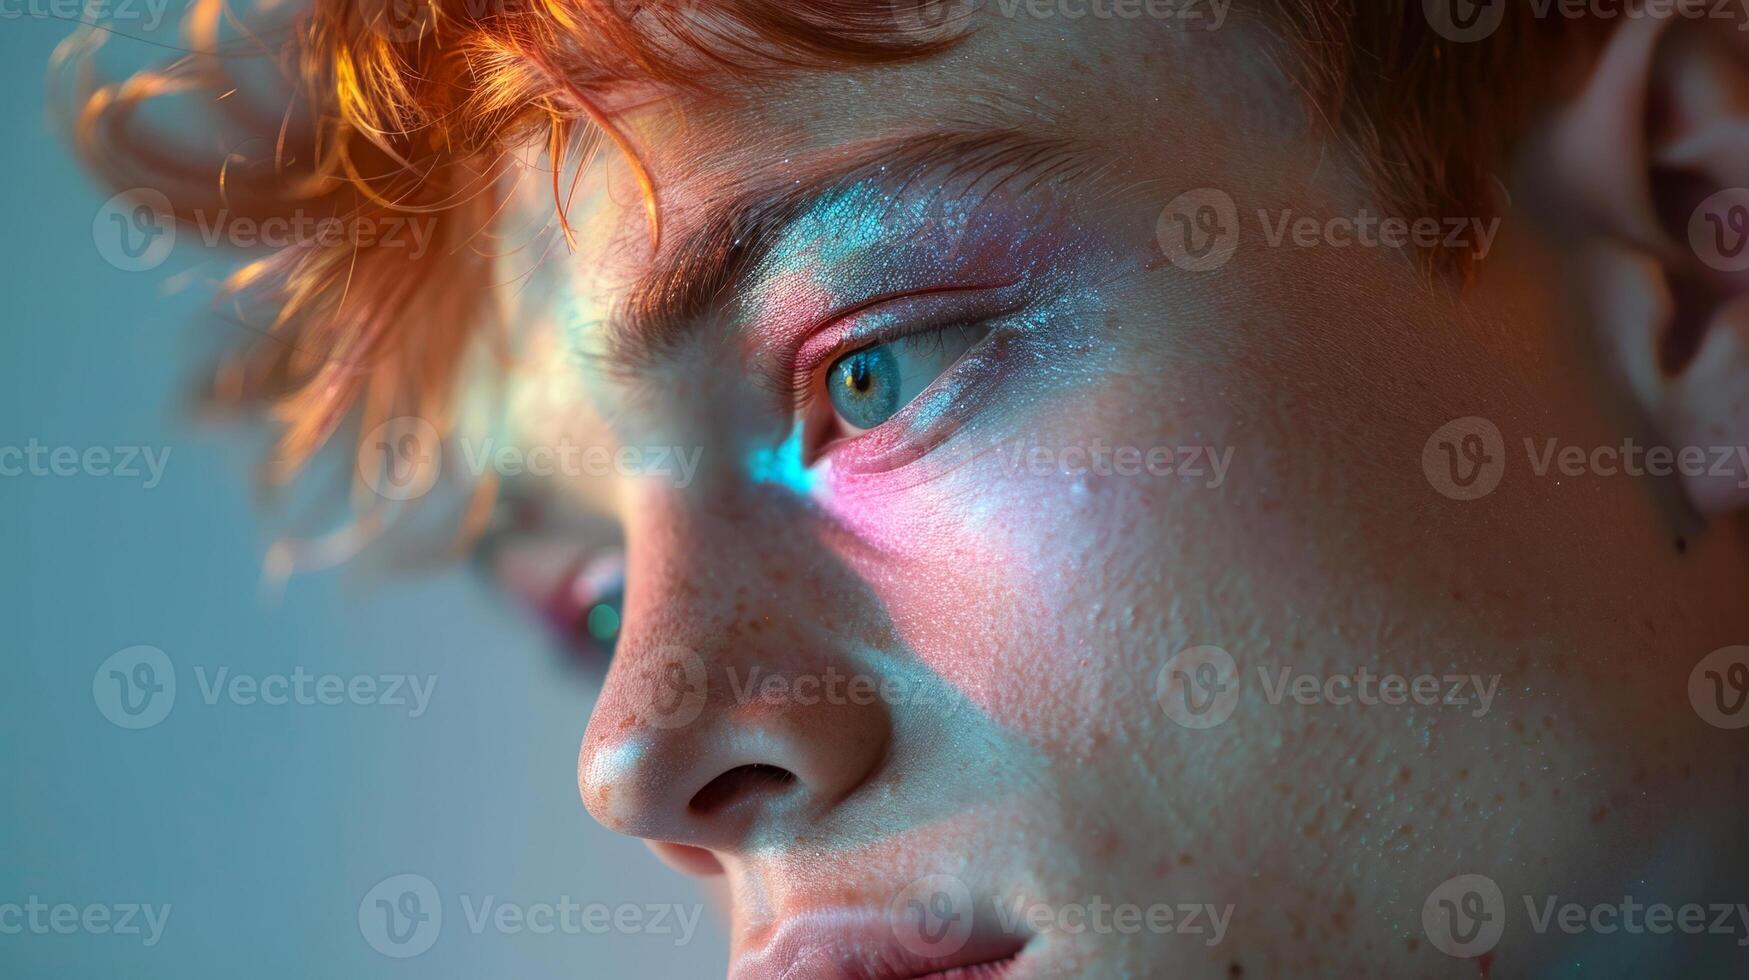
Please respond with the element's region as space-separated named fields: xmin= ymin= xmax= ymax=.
xmin=813 ymin=323 xmax=1021 ymax=474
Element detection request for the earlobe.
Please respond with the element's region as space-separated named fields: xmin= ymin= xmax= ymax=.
xmin=1537 ymin=10 xmax=1749 ymax=517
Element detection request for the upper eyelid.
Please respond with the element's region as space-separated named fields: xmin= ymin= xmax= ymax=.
xmin=781 ymin=284 xmax=1027 ymax=405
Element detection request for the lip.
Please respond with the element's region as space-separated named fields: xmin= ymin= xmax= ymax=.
xmin=730 ymin=907 xmax=1030 ymax=980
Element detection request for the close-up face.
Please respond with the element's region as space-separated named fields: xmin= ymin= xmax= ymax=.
xmin=23 ymin=1 xmax=1749 ymax=977
xmin=462 ymin=5 xmax=1749 ymax=976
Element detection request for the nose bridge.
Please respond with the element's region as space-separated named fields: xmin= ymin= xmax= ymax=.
xmin=577 ymin=475 xmax=895 ymax=849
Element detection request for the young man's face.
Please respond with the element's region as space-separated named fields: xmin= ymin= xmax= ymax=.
xmin=475 ymin=7 xmax=1749 ymax=977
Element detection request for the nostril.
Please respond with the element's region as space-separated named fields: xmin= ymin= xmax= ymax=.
xmin=688 ymin=763 xmax=797 ymax=816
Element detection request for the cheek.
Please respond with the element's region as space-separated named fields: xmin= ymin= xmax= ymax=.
xmin=811 ymin=362 xmax=1253 ymax=746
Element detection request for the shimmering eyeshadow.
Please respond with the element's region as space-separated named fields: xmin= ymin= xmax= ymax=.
xmin=828 ymin=345 xmax=904 ymax=430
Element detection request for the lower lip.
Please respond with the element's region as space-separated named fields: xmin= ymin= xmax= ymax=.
xmin=913 ymin=959 xmax=1020 ymax=980
xmin=733 ymin=908 xmax=1028 ymax=980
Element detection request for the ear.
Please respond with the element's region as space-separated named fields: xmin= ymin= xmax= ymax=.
xmin=1534 ymin=9 xmax=1749 ymax=517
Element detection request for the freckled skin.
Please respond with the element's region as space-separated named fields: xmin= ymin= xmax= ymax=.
xmin=484 ymin=9 xmax=1749 ymax=979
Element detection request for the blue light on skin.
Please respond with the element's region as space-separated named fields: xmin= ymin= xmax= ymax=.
xmin=745 ymin=423 xmax=821 ymax=495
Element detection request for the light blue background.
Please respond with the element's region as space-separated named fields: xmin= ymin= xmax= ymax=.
xmin=0 ymin=14 xmax=728 ymax=979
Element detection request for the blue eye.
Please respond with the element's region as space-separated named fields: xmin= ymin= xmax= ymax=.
xmin=822 ymin=324 xmax=991 ymax=436
xmin=827 ymin=345 xmax=904 ymax=430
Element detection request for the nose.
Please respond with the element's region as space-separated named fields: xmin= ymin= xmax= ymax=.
xmin=577 ymin=488 xmax=894 ymax=859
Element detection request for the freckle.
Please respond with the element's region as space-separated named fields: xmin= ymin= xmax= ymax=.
xmin=1092 ymin=827 xmax=1122 ymax=860
xmin=1510 ymin=719 xmax=1525 ymax=735
xmin=1451 ymin=590 xmax=1465 ymax=602
xmin=1151 ymin=857 xmax=1173 ymax=877
xmin=1227 ymin=962 xmax=1243 ymax=978
xmin=619 ymin=715 xmax=635 ymax=730
xmin=1591 ymin=805 xmax=1609 ymax=824
xmin=1397 ymin=767 xmax=1413 ymax=785
xmin=1406 ymin=937 xmax=1420 ymax=952
xmin=1179 ymin=852 xmax=1194 ymax=866
xmin=1457 ymin=768 xmax=1469 ymax=780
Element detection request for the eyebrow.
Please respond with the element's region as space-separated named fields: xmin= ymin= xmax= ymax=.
xmin=598 ymin=127 xmax=1104 ymax=377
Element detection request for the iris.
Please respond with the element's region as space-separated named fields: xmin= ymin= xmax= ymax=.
xmin=828 ymin=344 xmax=905 ymax=430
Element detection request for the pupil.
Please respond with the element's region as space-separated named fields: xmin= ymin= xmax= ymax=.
xmin=848 ymin=356 xmax=872 ymax=393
